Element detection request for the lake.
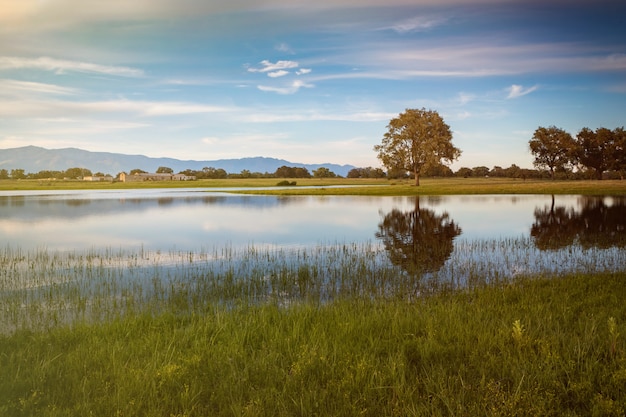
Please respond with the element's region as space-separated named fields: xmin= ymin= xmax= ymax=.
xmin=0 ymin=189 xmax=626 ymax=332
xmin=1 ymin=189 xmax=625 ymax=267
xmin=1 ymin=189 xmax=625 ymax=329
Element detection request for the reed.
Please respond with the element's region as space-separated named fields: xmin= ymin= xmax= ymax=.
xmin=1 ymin=238 xmax=624 ymax=333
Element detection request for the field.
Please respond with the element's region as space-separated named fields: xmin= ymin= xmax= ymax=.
xmin=1 ymin=178 xmax=626 ymax=415
xmin=1 ymin=177 xmax=626 ymax=195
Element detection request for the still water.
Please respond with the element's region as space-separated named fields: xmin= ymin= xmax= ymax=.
xmin=1 ymin=189 xmax=625 ymax=278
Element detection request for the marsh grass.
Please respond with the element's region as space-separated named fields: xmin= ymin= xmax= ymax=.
xmin=1 ymin=238 xmax=625 ymax=333
xmin=1 ymin=270 xmax=625 ymax=416
xmin=1 ymin=240 xmax=625 ymax=415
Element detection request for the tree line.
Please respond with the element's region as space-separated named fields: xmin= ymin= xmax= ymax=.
xmin=529 ymin=126 xmax=626 ymax=180
xmin=0 ymin=165 xmax=345 ymax=180
xmin=373 ymin=108 xmax=625 ymax=184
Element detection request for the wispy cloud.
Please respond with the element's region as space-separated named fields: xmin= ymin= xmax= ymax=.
xmin=0 ymin=56 xmax=144 ymax=77
xmin=389 ymin=15 xmax=447 ymax=33
xmin=267 ymin=70 xmax=290 ymax=78
xmin=247 ymin=60 xmax=299 ymax=75
xmin=244 ymin=109 xmax=394 ymax=123
xmin=0 ymin=96 xmax=234 ymax=118
xmin=257 ymin=80 xmax=314 ymax=95
xmin=0 ymin=79 xmax=78 ymax=95
xmin=506 ymin=84 xmax=538 ymax=99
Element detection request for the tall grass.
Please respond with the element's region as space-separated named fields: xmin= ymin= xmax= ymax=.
xmin=1 ymin=271 xmax=625 ymax=416
xmin=1 ymin=240 xmax=625 ymax=415
xmin=1 ymin=238 xmax=625 ymax=333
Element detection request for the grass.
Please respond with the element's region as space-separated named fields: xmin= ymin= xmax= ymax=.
xmin=0 ymin=241 xmax=625 ymax=415
xmin=2 ymin=177 xmax=626 ymax=195
xmin=1 ymin=270 xmax=625 ymax=416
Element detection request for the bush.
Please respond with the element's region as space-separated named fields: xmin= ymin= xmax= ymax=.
xmin=276 ymin=180 xmax=296 ymax=186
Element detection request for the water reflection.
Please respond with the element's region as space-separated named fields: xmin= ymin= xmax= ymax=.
xmin=531 ymin=196 xmax=626 ymax=250
xmin=376 ymin=197 xmax=462 ymax=275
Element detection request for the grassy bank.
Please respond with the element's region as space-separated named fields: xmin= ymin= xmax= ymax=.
xmin=1 ymin=271 xmax=625 ymax=416
xmin=1 ymin=177 xmax=626 ymax=195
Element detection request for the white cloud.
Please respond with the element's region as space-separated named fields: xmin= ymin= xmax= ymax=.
xmin=0 ymin=96 xmax=234 ymax=118
xmin=0 ymin=56 xmax=144 ymax=77
xmin=0 ymin=79 xmax=78 ymax=95
xmin=390 ymin=16 xmax=447 ymax=33
xmin=296 ymin=68 xmax=312 ymax=75
xmin=243 ymin=109 xmax=394 ymax=122
xmin=247 ymin=60 xmax=299 ymax=74
xmin=257 ymin=80 xmax=313 ymax=95
xmin=267 ymin=70 xmax=290 ymax=78
xmin=506 ymin=84 xmax=538 ymax=99
xmin=275 ymin=43 xmax=293 ymax=54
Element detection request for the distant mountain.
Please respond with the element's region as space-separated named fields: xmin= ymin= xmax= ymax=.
xmin=0 ymin=146 xmax=357 ymax=177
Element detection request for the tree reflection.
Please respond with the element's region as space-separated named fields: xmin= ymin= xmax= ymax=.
xmin=531 ymin=196 xmax=626 ymax=250
xmin=376 ymin=197 xmax=461 ymax=275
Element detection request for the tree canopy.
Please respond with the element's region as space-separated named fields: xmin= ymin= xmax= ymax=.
xmin=374 ymin=108 xmax=461 ymax=186
xmin=529 ymin=126 xmax=574 ymax=180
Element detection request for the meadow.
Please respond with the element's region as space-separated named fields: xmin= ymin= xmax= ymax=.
xmin=2 ymin=177 xmax=626 ymax=195
xmin=1 ymin=178 xmax=626 ymax=415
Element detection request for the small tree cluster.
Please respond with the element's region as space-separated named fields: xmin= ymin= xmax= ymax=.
xmin=274 ymin=166 xmax=312 ymax=178
xmin=529 ymin=126 xmax=626 ymax=180
xmin=347 ymin=167 xmax=386 ymax=179
xmin=4 ymin=167 xmax=94 ymax=180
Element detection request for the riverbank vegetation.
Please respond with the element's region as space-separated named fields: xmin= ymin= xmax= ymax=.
xmin=0 ymin=241 xmax=625 ymax=415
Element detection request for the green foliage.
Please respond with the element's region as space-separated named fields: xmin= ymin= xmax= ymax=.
xmin=156 ymin=166 xmax=174 ymax=174
xmin=312 ymin=167 xmax=336 ymax=178
xmin=573 ymin=127 xmax=625 ymax=180
xmin=275 ymin=165 xmax=311 ymax=178
xmin=276 ymin=180 xmax=296 ymax=186
xmin=375 ymin=108 xmax=461 ymax=186
xmin=529 ymin=126 xmax=575 ymax=180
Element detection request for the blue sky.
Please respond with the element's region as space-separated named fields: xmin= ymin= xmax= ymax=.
xmin=1 ymin=0 xmax=625 ymax=170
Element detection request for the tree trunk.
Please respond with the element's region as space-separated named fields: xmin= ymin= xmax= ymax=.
xmin=414 ymin=169 xmax=420 ymax=186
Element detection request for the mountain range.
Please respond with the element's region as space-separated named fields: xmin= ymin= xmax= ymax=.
xmin=0 ymin=146 xmax=357 ymax=177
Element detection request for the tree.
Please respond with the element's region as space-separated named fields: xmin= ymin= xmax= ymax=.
xmin=529 ymin=126 xmax=574 ymax=180
xmin=65 ymin=167 xmax=92 ymax=179
xmin=312 ymin=167 xmax=336 ymax=178
xmin=456 ymin=167 xmax=473 ymax=178
xmin=10 ymin=169 xmax=26 ymax=179
xmin=572 ymin=127 xmax=614 ymax=180
xmin=130 ymin=168 xmax=147 ymax=175
xmin=374 ymin=108 xmax=460 ymax=186
xmin=609 ymin=127 xmax=626 ymax=179
xmin=472 ymin=166 xmax=490 ymax=177
xmin=156 ymin=166 xmax=173 ymax=174
xmin=202 ymin=167 xmax=228 ymax=179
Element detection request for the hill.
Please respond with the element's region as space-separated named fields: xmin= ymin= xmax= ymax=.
xmin=0 ymin=146 xmax=357 ymax=177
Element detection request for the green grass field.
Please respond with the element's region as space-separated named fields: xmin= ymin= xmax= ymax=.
xmin=1 ymin=271 xmax=624 ymax=416
xmin=1 ymin=177 xmax=626 ymax=195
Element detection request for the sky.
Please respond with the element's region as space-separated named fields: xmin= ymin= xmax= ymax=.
xmin=0 ymin=0 xmax=625 ymax=170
